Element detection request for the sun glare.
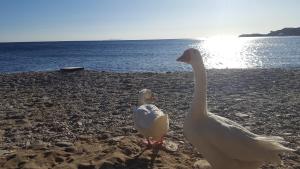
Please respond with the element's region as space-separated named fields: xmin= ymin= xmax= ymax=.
xmin=191 ymin=36 xmax=256 ymax=69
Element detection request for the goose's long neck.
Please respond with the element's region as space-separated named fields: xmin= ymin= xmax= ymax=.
xmin=191 ymin=60 xmax=208 ymax=118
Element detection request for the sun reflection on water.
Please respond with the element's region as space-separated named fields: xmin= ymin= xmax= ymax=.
xmin=191 ymin=36 xmax=263 ymax=69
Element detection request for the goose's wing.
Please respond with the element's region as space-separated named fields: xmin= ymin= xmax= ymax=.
xmin=203 ymin=113 xmax=290 ymax=162
xmin=134 ymin=104 xmax=163 ymax=129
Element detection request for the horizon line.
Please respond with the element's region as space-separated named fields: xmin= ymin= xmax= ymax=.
xmin=0 ymin=37 xmax=205 ymax=44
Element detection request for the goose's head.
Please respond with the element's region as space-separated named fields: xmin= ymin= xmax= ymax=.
xmin=138 ymin=89 xmax=157 ymax=105
xmin=176 ymin=48 xmax=203 ymax=65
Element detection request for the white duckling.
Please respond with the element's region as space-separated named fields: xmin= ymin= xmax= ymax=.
xmin=177 ymin=48 xmax=294 ymax=169
xmin=133 ymin=89 xmax=169 ymax=147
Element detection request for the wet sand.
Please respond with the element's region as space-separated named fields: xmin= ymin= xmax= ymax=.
xmin=0 ymin=69 xmax=299 ymax=168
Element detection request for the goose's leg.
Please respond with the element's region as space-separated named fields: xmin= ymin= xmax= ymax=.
xmin=155 ymin=136 xmax=165 ymax=146
xmin=157 ymin=137 xmax=163 ymax=145
xmin=147 ymin=138 xmax=152 ymax=146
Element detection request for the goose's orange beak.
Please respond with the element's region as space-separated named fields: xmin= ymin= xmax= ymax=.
xmin=176 ymin=53 xmax=191 ymax=63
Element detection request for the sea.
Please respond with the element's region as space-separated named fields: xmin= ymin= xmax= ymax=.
xmin=0 ymin=37 xmax=299 ymax=73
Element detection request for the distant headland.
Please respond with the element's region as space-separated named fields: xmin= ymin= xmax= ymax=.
xmin=239 ymin=27 xmax=300 ymax=37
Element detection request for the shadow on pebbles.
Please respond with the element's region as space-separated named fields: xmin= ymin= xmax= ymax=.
xmin=0 ymin=135 xmax=196 ymax=169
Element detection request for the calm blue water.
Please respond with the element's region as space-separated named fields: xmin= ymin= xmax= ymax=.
xmin=0 ymin=37 xmax=299 ymax=73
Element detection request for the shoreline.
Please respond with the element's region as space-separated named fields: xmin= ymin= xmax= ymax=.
xmin=1 ymin=67 xmax=300 ymax=75
xmin=0 ymin=69 xmax=299 ymax=168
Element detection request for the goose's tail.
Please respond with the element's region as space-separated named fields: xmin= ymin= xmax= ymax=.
xmin=152 ymin=114 xmax=169 ymax=140
xmin=155 ymin=114 xmax=169 ymax=129
xmin=256 ymin=136 xmax=295 ymax=152
xmin=255 ymin=136 xmax=295 ymax=164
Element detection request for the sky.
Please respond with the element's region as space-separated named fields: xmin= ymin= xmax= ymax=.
xmin=0 ymin=0 xmax=299 ymax=42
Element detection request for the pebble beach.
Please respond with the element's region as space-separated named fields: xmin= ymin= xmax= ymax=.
xmin=0 ymin=69 xmax=299 ymax=169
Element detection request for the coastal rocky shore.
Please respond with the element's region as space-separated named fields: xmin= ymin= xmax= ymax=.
xmin=0 ymin=69 xmax=299 ymax=169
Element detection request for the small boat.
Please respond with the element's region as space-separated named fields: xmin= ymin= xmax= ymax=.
xmin=60 ymin=67 xmax=84 ymax=72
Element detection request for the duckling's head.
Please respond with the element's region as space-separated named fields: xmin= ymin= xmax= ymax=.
xmin=176 ymin=48 xmax=203 ymax=65
xmin=138 ymin=89 xmax=157 ymax=105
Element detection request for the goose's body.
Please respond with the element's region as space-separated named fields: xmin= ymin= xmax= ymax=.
xmin=177 ymin=49 xmax=294 ymax=169
xmin=133 ymin=89 xmax=169 ymax=145
xmin=134 ymin=104 xmax=169 ymax=140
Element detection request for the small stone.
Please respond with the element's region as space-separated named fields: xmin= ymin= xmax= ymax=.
xmin=163 ymin=140 xmax=178 ymax=152
xmin=25 ymin=141 xmax=31 ymax=147
xmin=27 ymin=154 xmax=37 ymax=159
xmin=6 ymin=154 xmax=16 ymax=160
xmin=235 ymin=112 xmax=249 ymax=118
xmin=0 ymin=150 xmax=10 ymax=156
xmin=178 ymin=141 xmax=185 ymax=144
xmin=295 ymin=146 xmax=300 ymax=155
xmin=110 ymin=136 xmax=124 ymax=142
xmin=193 ymin=159 xmax=212 ymax=169
xmin=18 ymin=160 xmax=28 ymax=167
xmin=55 ymin=142 xmax=73 ymax=147
xmin=66 ymin=157 xmax=74 ymax=163
xmin=15 ymin=119 xmax=30 ymax=124
xmin=64 ymin=147 xmax=76 ymax=153
xmin=77 ymin=163 xmax=96 ymax=169
xmin=244 ymin=126 xmax=251 ymax=130
xmin=55 ymin=157 xmax=64 ymax=163
xmin=31 ymin=140 xmax=50 ymax=150
xmin=282 ymin=132 xmax=293 ymax=136
xmin=77 ymin=121 xmax=83 ymax=126
xmin=121 ymin=127 xmax=132 ymax=133
xmin=78 ymin=135 xmax=92 ymax=141
xmin=99 ymin=133 xmax=112 ymax=140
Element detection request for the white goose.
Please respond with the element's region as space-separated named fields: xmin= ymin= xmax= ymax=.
xmin=133 ymin=89 xmax=169 ymax=146
xmin=177 ymin=48 xmax=294 ymax=169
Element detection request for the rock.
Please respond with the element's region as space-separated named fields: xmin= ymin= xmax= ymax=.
xmin=26 ymin=154 xmax=37 ymax=159
xmin=0 ymin=150 xmax=10 ymax=156
xmin=44 ymin=101 xmax=54 ymax=107
xmin=282 ymin=132 xmax=293 ymax=136
xmin=6 ymin=113 xmax=25 ymax=120
xmin=234 ymin=98 xmax=244 ymax=101
xmin=43 ymin=97 xmax=54 ymax=107
xmin=18 ymin=160 xmax=28 ymax=167
xmin=193 ymin=159 xmax=212 ymax=169
xmin=121 ymin=126 xmax=132 ymax=134
xmin=6 ymin=154 xmax=16 ymax=160
xmin=31 ymin=140 xmax=50 ymax=150
xmin=64 ymin=147 xmax=76 ymax=153
xmin=66 ymin=157 xmax=74 ymax=163
xmin=163 ymin=140 xmax=178 ymax=152
xmin=178 ymin=141 xmax=185 ymax=144
xmin=25 ymin=140 xmax=31 ymax=148
xmin=110 ymin=136 xmax=124 ymax=142
xmin=235 ymin=112 xmax=249 ymax=118
xmin=77 ymin=163 xmax=96 ymax=169
xmin=78 ymin=135 xmax=92 ymax=141
xmin=99 ymin=133 xmax=112 ymax=140
xmin=55 ymin=156 xmax=64 ymax=163
xmin=15 ymin=118 xmax=30 ymax=125
xmin=295 ymin=146 xmax=300 ymax=155
xmin=55 ymin=141 xmax=73 ymax=147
